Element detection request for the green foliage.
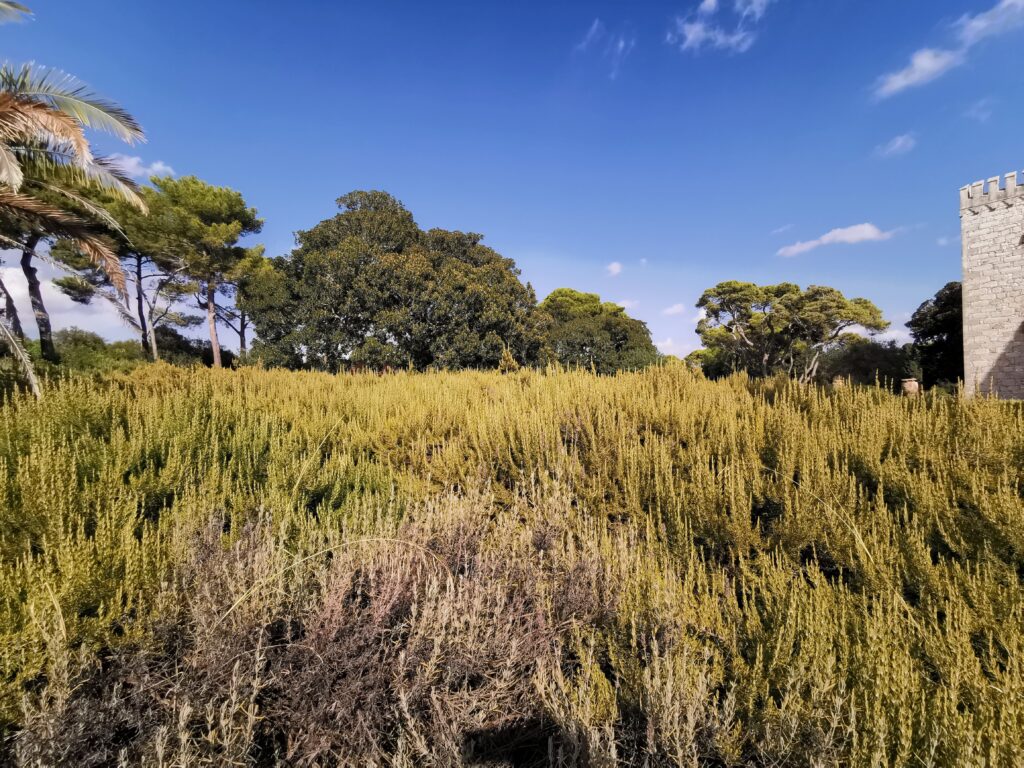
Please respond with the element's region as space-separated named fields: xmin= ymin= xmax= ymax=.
xmin=538 ymin=288 xmax=660 ymax=373
xmin=45 ymin=327 xmax=146 ymax=373
xmin=820 ymin=336 xmax=921 ymax=390
xmin=696 ymin=281 xmax=888 ymax=382
xmin=1 ymin=367 xmax=1020 ymax=765
xmin=0 ymin=27 xmax=145 ymax=395
xmin=152 ymin=325 xmax=235 ymax=368
xmin=137 ymin=176 xmax=262 ymax=282
xmin=248 ymin=191 xmax=545 ymax=371
xmin=908 ymin=281 xmax=964 ymax=388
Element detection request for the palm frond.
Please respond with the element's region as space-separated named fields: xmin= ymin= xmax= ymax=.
xmin=0 ymin=144 xmax=23 ymax=189
xmin=0 ymin=189 xmax=126 ymax=294
xmin=0 ymin=64 xmax=144 ymax=144
xmin=0 ymin=2 xmax=31 ymax=23
xmin=12 ymin=144 xmax=146 ymax=210
xmin=28 ymin=178 xmax=125 ymax=236
xmin=0 ymin=92 xmax=91 ymax=162
xmin=0 ymin=313 xmax=40 ymax=398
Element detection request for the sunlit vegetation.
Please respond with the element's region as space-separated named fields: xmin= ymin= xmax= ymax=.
xmin=1 ymin=365 xmax=1020 ymax=765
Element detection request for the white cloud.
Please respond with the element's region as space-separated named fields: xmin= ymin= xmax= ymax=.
xmin=656 ymin=337 xmax=677 ymax=353
xmin=693 ymin=308 xmax=708 ymax=323
xmin=109 ymin=154 xmax=176 ymax=180
xmin=841 ymin=323 xmax=913 ymax=346
xmin=0 ymin=262 xmax=135 ymax=342
xmin=575 ymin=18 xmax=635 ymax=79
xmin=965 ymin=97 xmax=995 ymax=122
xmin=606 ymin=261 xmax=623 ymax=276
xmin=770 ymin=224 xmax=793 ymax=235
xmin=608 ymin=34 xmax=636 ymax=79
xmin=735 ymin=0 xmax=774 ymax=22
xmin=656 ymin=336 xmax=699 ymax=357
xmin=777 ymin=223 xmax=895 ymax=258
xmin=668 ymin=17 xmax=755 ymax=53
xmin=956 ymin=0 xmax=1024 ymax=47
xmin=874 ymin=48 xmax=963 ymax=99
xmin=876 ymin=326 xmax=914 ymax=346
xmin=876 ymin=133 xmax=916 ymax=157
xmin=668 ymin=0 xmax=776 ymax=54
xmin=614 ymin=299 xmax=638 ymax=309
xmin=662 ymin=303 xmax=687 ymax=316
xmin=575 ymin=18 xmax=604 ymax=52
xmin=937 ymin=236 xmax=955 ymax=247
xmin=874 ymin=0 xmax=1024 ymax=98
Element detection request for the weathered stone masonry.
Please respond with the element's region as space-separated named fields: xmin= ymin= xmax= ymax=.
xmin=960 ymin=171 xmax=1024 ymax=398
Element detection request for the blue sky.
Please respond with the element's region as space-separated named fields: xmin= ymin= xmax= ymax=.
xmin=4 ymin=0 xmax=1024 ymax=354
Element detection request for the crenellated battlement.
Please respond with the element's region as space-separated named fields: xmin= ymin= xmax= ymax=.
xmin=960 ymin=170 xmax=1024 ymax=212
xmin=959 ymin=167 xmax=1024 ymax=399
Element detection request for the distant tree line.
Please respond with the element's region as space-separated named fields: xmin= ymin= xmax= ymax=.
xmin=240 ymin=190 xmax=659 ymax=373
xmin=0 ymin=2 xmax=965 ymax=393
xmin=687 ymin=279 xmax=963 ymax=391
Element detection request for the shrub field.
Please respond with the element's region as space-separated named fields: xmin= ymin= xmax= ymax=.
xmin=0 ymin=365 xmax=1022 ymax=766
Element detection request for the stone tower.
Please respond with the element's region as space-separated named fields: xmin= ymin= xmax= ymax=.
xmin=959 ymin=171 xmax=1024 ymax=398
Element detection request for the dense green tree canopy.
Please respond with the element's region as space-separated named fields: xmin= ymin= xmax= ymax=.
xmin=128 ymin=176 xmax=262 ymax=367
xmin=695 ymin=281 xmax=888 ymax=382
xmin=907 ymin=281 xmax=963 ymax=388
xmin=819 ymin=337 xmax=919 ymax=391
xmin=247 ymin=191 xmax=545 ymax=372
xmin=538 ymin=288 xmax=660 ymax=374
xmin=47 ymin=177 xmax=261 ymax=363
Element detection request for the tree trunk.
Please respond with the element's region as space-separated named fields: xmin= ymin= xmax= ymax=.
xmin=238 ymin=310 xmax=247 ymax=354
xmin=20 ymin=235 xmax=58 ymax=363
xmin=0 ymin=273 xmax=24 ymax=339
xmin=133 ymin=253 xmax=150 ymax=355
xmin=133 ymin=254 xmax=160 ymax=361
xmin=800 ymin=350 xmax=821 ymax=385
xmin=206 ymin=281 xmax=222 ymax=368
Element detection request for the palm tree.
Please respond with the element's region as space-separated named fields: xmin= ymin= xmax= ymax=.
xmin=1 ymin=5 xmax=146 ymax=392
xmin=0 ymin=2 xmax=30 ymax=22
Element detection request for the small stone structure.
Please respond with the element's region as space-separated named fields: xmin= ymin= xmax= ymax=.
xmin=959 ymin=171 xmax=1024 ymax=398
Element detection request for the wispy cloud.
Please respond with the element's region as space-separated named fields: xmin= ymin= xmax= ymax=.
xmin=667 ymin=0 xmax=777 ymax=54
xmin=770 ymin=224 xmax=793 ymax=235
xmin=575 ymin=18 xmax=636 ymax=79
xmin=965 ymin=97 xmax=995 ymax=122
xmin=777 ymin=223 xmax=895 ymax=258
xmin=109 ymin=154 xmax=175 ymax=180
xmin=575 ymin=18 xmax=604 ymax=52
xmin=957 ymin=0 xmax=1024 ymax=46
xmin=736 ymin=0 xmax=775 ymax=22
xmin=874 ymin=0 xmax=1024 ymax=98
xmin=662 ymin=303 xmax=687 ymax=316
xmin=937 ymin=236 xmax=955 ymax=247
xmin=614 ymin=299 xmax=638 ymax=309
xmin=608 ymin=34 xmax=636 ymax=79
xmin=874 ymin=49 xmax=963 ymax=98
xmin=606 ymin=261 xmax=623 ymax=276
xmin=876 ymin=133 xmax=916 ymax=157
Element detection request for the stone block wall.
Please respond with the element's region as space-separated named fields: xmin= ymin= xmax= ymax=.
xmin=960 ymin=171 xmax=1024 ymax=398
